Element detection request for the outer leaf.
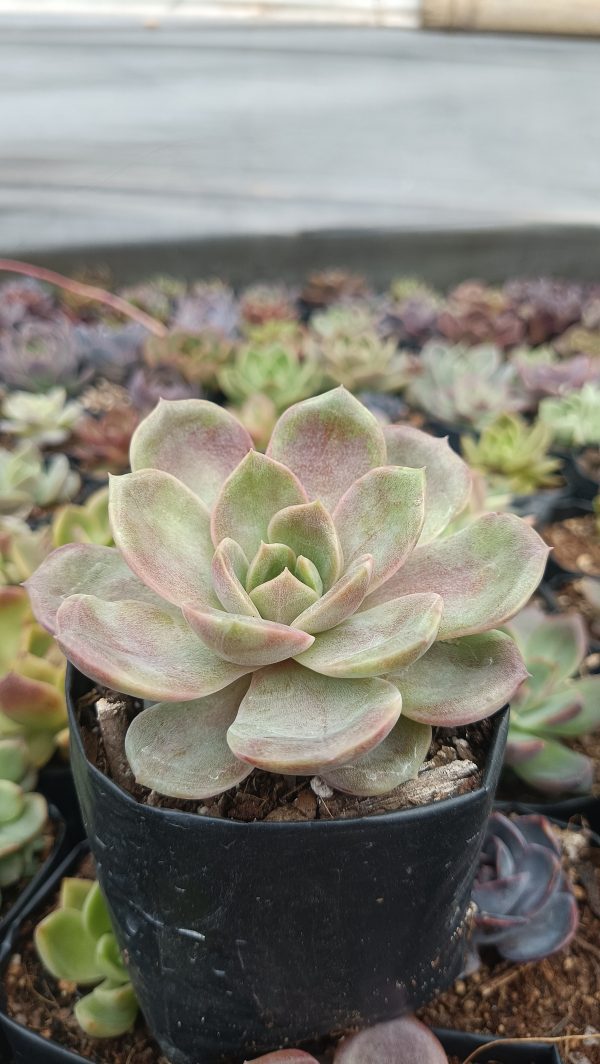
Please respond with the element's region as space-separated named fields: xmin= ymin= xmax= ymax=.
xmin=182 ymin=606 xmax=314 ymax=666
xmin=0 ymin=671 xmax=66 ymax=730
xmin=334 ymin=1016 xmax=449 ymax=1064
xmin=534 ymin=676 xmax=600 ymax=737
xmin=505 ymin=734 xmax=593 ymax=794
xmin=129 ymin=398 xmax=252 ymax=506
xmin=296 ymin=594 xmax=442 ymax=678
xmin=480 ymin=892 xmax=579 ymax=963
xmin=333 ymin=467 xmax=425 ymax=591
xmin=211 ymin=451 xmax=308 ymax=559
xmin=267 ymin=388 xmax=387 ymax=510
xmin=0 ymin=587 xmax=31 ymax=672
xmin=390 ymin=631 xmax=528 ymax=727
xmin=249 ymin=569 xmax=319 ymax=626
xmin=268 ymin=501 xmax=343 ymax=591
xmin=507 ymin=605 xmax=586 ymax=681
xmin=323 ymin=716 xmax=431 ymax=796
xmin=366 ymin=513 xmax=549 ymax=639
xmin=56 ymin=595 xmax=253 ymax=701
xmin=384 ymin=424 xmax=472 ymax=543
xmin=292 ymin=555 xmax=373 ymax=635
xmin=211 ymin=538 xmax=259 ymax=617
xmin=125 ymin=677 xmax=253 ymax=799
xmin=35 ymin=909 xmax=103 ymax=985
xmin=227 ymin=661 xmax=402 ymax=774
xmin=109 ymin=469 xmax=218 ymax=609
xmin=74 ymin=982 xmax=138 ymax=1039
xmin=25 ymin=544 xmax=166 ymax=634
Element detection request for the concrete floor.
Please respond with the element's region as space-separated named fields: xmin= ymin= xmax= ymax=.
xmin=1 ymin=21 xmax=600 ymax=253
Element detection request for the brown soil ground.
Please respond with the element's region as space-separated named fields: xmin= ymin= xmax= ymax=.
xmin=543 ymin=516 xmax=600 ymax=577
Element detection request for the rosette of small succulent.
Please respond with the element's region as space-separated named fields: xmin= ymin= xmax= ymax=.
xmin=26 ymin=390 xmax=548 ymax=801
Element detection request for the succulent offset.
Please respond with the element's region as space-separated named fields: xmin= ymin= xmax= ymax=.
xmin=406 ymin=342 xmax=525 ymax=429
xmin=472 ymin=812 xmax=579 ymax=962
xmin=0 ymin=737 xmax=47 ymax=905
xmin=27 ymin=389 xmax=547 ymax=800
xmin=0 ymin=388 xmax=83 ymax=447
xmin=504 ymin=605 xmax=600 ymax=794
xmin=35 ymin=876 xmax=138 ymax=1038
xmin=461 ymin=414 xmax=563 ymax=496
xmin=247 ymin=1016 xmax=448 ymax=1063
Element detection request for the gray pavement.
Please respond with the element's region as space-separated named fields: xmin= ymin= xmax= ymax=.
xmin=2 ymin=21 xmax=600 ymax=254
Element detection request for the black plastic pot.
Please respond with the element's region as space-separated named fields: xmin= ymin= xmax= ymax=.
xmin=67 ymin=666 xmax=508 ymax=1064
xmin=437 ymin=1028 xmax=562 ymax=1063
xmin=0 ymin=805 xmax=66 ymax=946
xmin=37 ymin=762 xmax=83 ymax=845
xmin=563 ymin=450 xmax=600 ymax=503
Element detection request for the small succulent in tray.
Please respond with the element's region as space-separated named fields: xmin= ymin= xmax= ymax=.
xmin=35 ymin=876 xmax=138 ymax=1037
xmin=0 ymin=443 xmax=80 ymax=518
xmin=300 ymin=270 xmax=368 ymax=309
xmin=0 ymin=586 xmax=68 ymax=769
xmin=239 ymin=284 xmax=299 ymax=326
xmin=0 ymin=388 xmax=83 ymax=447
xmin=0 ymin=278 xmax=55 ymax=328
xmin=504 ymin=605 xmax=600 ymax=794
xmin=219 ymin=342 xmax=325 ymax=412
xmin=0 ymin=738 xmax=48 ymax=905
xmin=127 ymin=365 xmax=201 ymax=412
xmin=511 ymin=346 xmax=600 ymax=404
xmin=0 ymin=320 xmax=88 ymax=394
xmin=52 ymin=488 xmax=112 ymax=548
xmin=437 ymin=281 xmax=525 ymax=349
xmin=503 ymin=277 xmax=584 ymax=345
xmin=461 ymin=414 xmax=563 ymax=496
xmin=144 ymin=330 xmax=234 ymax=388
xmin=0 ymin=517 xmax=52 ymax=587
xmin=28 ymin=389 xmax=547 ymax=801
xmin=68 ymin=406 xmax=139 ymax=475
xmin=311 ymin=305 xmax=413 ymax=393
xmin=381 ymin=279 xmax=441 ymax=349
xmin=118 ymin=275 xmax=186 ymax=324
xmin=472 ymin=812 xmax=579 ymax=962
xmin=247 ymin=1016 xmax=448 ymax=1063
xmin=406 ymin=341 xmax=525 ymax=429
xmin=172 ymin=280 xmax=239 ymax=337
xmin=539 ymin=383 xmax=600 ymax=447
xmin=554 ymin=324 xmax=600 ymax=359
xmin=73 ymin=323 xmax=144 ymax=384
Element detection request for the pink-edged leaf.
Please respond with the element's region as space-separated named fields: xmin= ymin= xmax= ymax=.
xmin=506 ymin=734 xmax=594 ymax=794
xmin=0 ymin=670 xmax=66 ymax=730
xmin=109 ymin=469 xmax=218 ymax=609
xmin=267 ymin=388 xmax=387 ymax=511
xmin=25 ymin=544 xmax=166 ymax=635
xmin=518 ymin=675 xmax=600 ymax=738
xmin=504 ymin=733 xmax=546 ymax=764
xmin=245 ymin=1053 xmax=319 ymax=1063
xmin=246 ymin=542 xmax=296 ymax=594
xmin=323 ymin=715 xmax=431 ymax=796
xmin=249 ymin=569 xmax=319 ymax=626
xmin=55 ymin=595 xmax=254 ymax=701
xmin=333 ymin=466 xmax=425 ymax=591
xmin=211 ymin=538 xmax=260 ymax=617
xmin=292 ymin=555 xmax=373 ymax=635
xmin=211 ymin=451 xmax=308 ymax=559
xmin=384 ymin=424 xmax=472 ymax=543
xmin=125 ymin=677 xmax=253 ymax=799
xmin=334 ymin=1016 xmax=448 ymax=1064
xmin=365 ymin=513 xmax=549 ymax=639
xmin=129 ymin=398 xmax=253 ymax=506
xmin=268 ymin=501 xmax=343 ymax=591
xmin=296 ymin=593 xmax=442 ymax=678
xmin=507 ymin=606 xmax=586 ymax=681
xmin=182 ymin=606 xmax=314 ymax=666
xmin=390 ymin=630 xmax=528 ymax=727
xmin=227 ymin=661 xmax=402 ymax=774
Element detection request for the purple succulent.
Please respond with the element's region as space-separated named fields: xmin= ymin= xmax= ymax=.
xmin=514 ymin=351 xmax=600 ymax=403
xmin=127 ymin=365 xmax=201 ymax=412
xmin=0 ymin=320 xmax=89 ymax=393
xmin=173 ymin=281 xmax=239 ymax=338
xmin=472 ymin=812 xmax=579 ymax=963
xmin=73 ymin=323 xmax=145 ymax=383
xmin=504 ymin=278 xmax=584 ymax=345
xmin=0 ymin=278 xmax=56 ymax=328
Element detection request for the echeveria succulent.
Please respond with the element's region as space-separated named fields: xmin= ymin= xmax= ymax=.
xmin=0 ymin=320 xmax=87 ymax=393
xmin=247 ymin=1017 xmax=448 ymax=1063
xmin=69 ymin=407 xmax=139 ymax=475
xmin=472 ymin=812 xmax=579 ymax=962
xmin=504 ymin=605 xmax=600 ymax=794
xmin=173 ymin=280 xmax=239 ymax=337
xmin=128 ymin=365 xmax=201 ymax=412
xmin=52 ymin=488 xmax=112 ymax=548
xmin=118 ymin=275 xmax=185 ymax=323
xmin=0 ymin=761 xmax=47 ymax=903
xmin=73 ymin=323 xmax=144 ymax=383
xmin=539 ymin=384 xmax=600 ymax=447
xmin=461 ymin=414 xmax=563 ymax=495
xmin=0 ymin=443 xmax=80 ymax=518
xmin=27 ymin=390 xmax=547 ymax=800
xmin=0 ymin=517 xmax=52 ymax=587
xmin=239 ymin=283 xmax=298 ymax=326
xmin=406 ymin=342 xmax=525 ymax=429
xmin=300 ymin=270 xmax=368 ymax=309
xmin=219 ymin=342 xmax=324 ymax=412
xmin=0 ymin=388 xmax=82 ymax=447
xmin=144 ymin=330 xmax=234 ymax=387
xmin=437 ymin=281 xmax=524 ymax=349
xmin=311 ymin=306 xmax=413 ymax=393
xmin=503 ymin=278 xmax=584 ymax=345
xmin=0 ymin=278 xmax=55 ymax=328
xmin=512 ymin=347 xmax=600 ymax=403
xmin=35 ymin=876 xmax=138 ymax=1038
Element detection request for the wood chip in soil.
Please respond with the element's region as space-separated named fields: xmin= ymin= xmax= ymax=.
xmin=543 ymin=516 xmax=600 ymax=576
xmin=418 ymin=827 xmax=600 ymax=1064
xmin=77 ymin=688 xmax=488 ymax=822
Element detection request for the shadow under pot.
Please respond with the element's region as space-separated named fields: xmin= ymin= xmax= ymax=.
xmin=67 ymin=665 xmax=509 ymax=1064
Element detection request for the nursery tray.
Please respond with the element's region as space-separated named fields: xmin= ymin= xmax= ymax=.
xmin=0 ymin=807 xmax=67 ymax=947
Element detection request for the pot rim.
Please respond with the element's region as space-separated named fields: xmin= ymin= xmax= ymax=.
xmin=67 ymin=663 xmax=509 ymax=833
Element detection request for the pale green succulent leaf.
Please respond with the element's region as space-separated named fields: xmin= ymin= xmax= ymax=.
xmin=246 ymin=542 xmax=296 ymax=593
xmin=182 ymin=606 xmax=314 ymax=666
xmin=95 ymin=933 xmax=129 ymax=984
xmin=74 ymin=981 xmax=138 ymax=1039
xmin=267 ymin=387 xmax=387 ymax=511
xmin=56 ymin=595 xmax=254 ymax=701
xmin=0 ymin=790 xmax=46 ymax=858
xmin=296 ymin=593 xmax=442 ymax=678
xmin=130 ymin=397 xmax=253 ymax=506
xmin=505 ymin=732 xmax=594 ymax=795
xmin=515 ymin=676 xmax=600 ymax=738
xmin=507 ymin=607 xmax=586 ymax=682
xmin=125 ymin=677 xmax=253 ymax=799
xmin=211 ymin=451 xmax=308 ymax=559
xmin=211 ymin=538 xmax=260 ymax=617
xmin=249 ymin=569 xmax=319 ymax=626
xmin=109 ymin=469 xmax=219 ymax=610
xmin=365 ymin=513 xmax=549 ymax=639
xmin=322 ymin=716 xmax=431 ymax=796
xmin=227 ymin=661 xmax=402 ymax=774
xmin=384 ymin=425 xmax=472 ymax=543
xmin=268 ymin=501 xmax=343 ymax=591
xmin=294 ymin=555 xmax=323 ymax=595
xmin=35 ymin=908 xmax=104 ymax=985
xmin=292 ymin=555 xmax=373 ymax=635
xmin=390 ymin=630 xmax=528 ymax=727
xmin=333 ymin=466 xmax=425 ymax=591
xmin=60 ymin=877 xmax=94 ymax=911
xmin=82 ymin=881 xmax=113 ymax=941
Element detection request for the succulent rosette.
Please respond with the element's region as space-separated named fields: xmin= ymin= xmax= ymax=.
xmin=26 ymin=390 xmax=547 ymax=800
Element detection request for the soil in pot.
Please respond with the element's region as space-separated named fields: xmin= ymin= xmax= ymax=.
xmin=418 ymin=825 xmax=600 ymax=1064
xmin=577 ymin=448 xmax=600 ymax=488
xmin=542 ymin=515 xmax=600 ymax=577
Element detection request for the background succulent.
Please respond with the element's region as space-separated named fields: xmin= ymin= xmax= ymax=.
xmin=118 ymin=275 xmax=186 ymax=324
xmin=219 ymin=342 xmax=325 ymax=412
xmin=0 ymin=320 xmax=87 ymax=394
xmin=406 ymin=342 xmax=525 ymax=429
xmin=239 ymin=283 xmax=299 ymax=326
xmin=127 ymin=365 xmax=201 ymax=412
xmin=68 ymin=406 xmax=139 ymax=474
xmin=0 ymin=742 xmax=47 ymax=905
xmin=73 ymin=323 xmax=144 ymax=384
xmin=512 ymin=346 xmax=600 ymax=403
xmin=504 ymin=605 xmax=600 ymax=794
xmin=503 ymin=278 xmax=584 ymax=345
xmin=0 ymin=444 xmax=80 ymax=518
xmin=472 ymin=812 xmax=579 ymax=962
xmin=311 ymin=305 xmax=413 ymax=393
xmin=300 ymin=270 xmax=368 ymax=309
xmin=539 ymin=383 xmax=600 ymax=447
xmin=0 ymin=517 xmax=52 ymax=586
xmin=144 ymin=330 xmax=234 ymax=388
xmin=461 ymin=414 xmax=563 ymax=495
xmin=35 ymin=876 xmax=138 ymax=1038
xmin=28 ymin=390 xmax=546 ymax=801
xmin=247 ymin=1017 xmax=448 ymax=1063
xmin=0 ymin=388 xmax=83 ymax=447
xmin=172 ymin=280 xmax=239 ymax=337
xmin=0 ymin=278 xmax=55 ymax=329
xmin=437 ymin=281 xmax=525 ymax=349
xmin=52 ymin=488 xmax=112 ymax=548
